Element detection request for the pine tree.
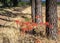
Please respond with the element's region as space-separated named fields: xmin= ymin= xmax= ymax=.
xmin=35 ymin=0 xmax=42 ymax=23
xmin=31 ymin=0 xmax=35 ymax=22
xmin=31 ymin=0 xmax=42 ymax=23
xmin=31 ymin=0 xmax=42 ymax=35
xmin=46 ymin=0 xmax=58 ymax=40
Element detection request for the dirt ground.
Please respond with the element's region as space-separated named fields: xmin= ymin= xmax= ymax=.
xmin=0 ymin=6 xmax=60 ymax=43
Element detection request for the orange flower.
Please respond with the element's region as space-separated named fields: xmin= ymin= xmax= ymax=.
xmin=28 ymin=25 xmax=33 ymax=31
xmin=35 ymin=15 xmax=44 ymax=19
xmin=32 ymin=22 xmax=38 ymax=27
xmin=15 ymin=20 xmax=20 ymax=24
xmin=49 ymin=24 xmax=53 ymax=29
xmin=35 ymin=15 xmax=40 ymax=19
xmin=22 ymin=28 xmax=28 ymax=32
xmin=39 ymin=22 xmax=44 ymax=26
xmin=44 ymin=22 xmax=49 ymax=26
xmin=23 ymin=22 xmax=30 ymax=25
xmin=19 ymin=22 xmax=22 ymax=25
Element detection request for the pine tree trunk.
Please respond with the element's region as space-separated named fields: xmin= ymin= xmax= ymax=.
xmin=31 ymin=0 xmax=35 ymax=22
xmin=31 ymin=0 xmax=42 ymax=23
xmin=46 ymin=0 xmax=58 ymax=40
xmin=35 ymin=0 xmax=42 ymax=23
xmin=31 ymin=0 xmax=42 ymax=35
xmin=12 ymin=0 xmax=18 ymax=6
xmin=2 ymin=0 xmax=8 ymax=7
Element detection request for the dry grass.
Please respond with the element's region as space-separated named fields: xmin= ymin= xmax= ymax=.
xmin=0 ymin=6 xmax=60 ymax=43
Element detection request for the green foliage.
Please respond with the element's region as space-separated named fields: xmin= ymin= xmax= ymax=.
xmin=42 ymin=2 xmax=46 ymax=6
xmin=18 ymin=2 xmax=30 ymax=6
xmin=7 ymin=0 xmax=10 ymax=2
xmin=42 ymin=2 xmax=60 ymax=6
xmin=18 ymin=2 xmax=27 ymax=6
xmin=57 ymin=2 xmax=60 ymax=5
xmin=25 ymin=17 xmax=30 ymax=21
xmin=0 ymin=0 xmax=60 ymax=7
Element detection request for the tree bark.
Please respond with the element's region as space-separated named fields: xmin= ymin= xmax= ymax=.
xmin=35 ymin=0 xmax=42 ymax=23
xmin=2 ymin=0 xmax=8 ymax=7
xmin=31 ymin=0 xmax=42 ymax=35
xmin=46 ymin=0 xmax=58 ymax=40
xmin=31 ymin=0 xmax=35 ymax=22
xmin=31 ymin=0 xmax=42 ymax=23
xmin=12 ymin=0 xmax=18 ymax=6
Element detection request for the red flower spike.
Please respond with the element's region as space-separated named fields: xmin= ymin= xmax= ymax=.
xmin=39 ymin=16 xmax=44 ymax=18
xmin=35 ymin=15 xmax=44 ymax=19
xmin=15 ymin=20 xmax=20 ymax=24
xmin=39 ymin=22 xmax=44 ymax=26
xmin=44 ymin=22 xmax=49 ymax=26
xmin=22 ymin=28 xmax=28 ymax=32
xmin=28 ymin=25 xmax=33 ymax=31
xmin=35 ymin=15 xmax=40 ymax=19
xmin=32 ymin=22 xmax=38 ymax=27
xmin=19 ymin=22 xmax=23 ymax=26
xmin=49 ymin=24 xmax=53 ymax=29
xmin=23 ymin=22 xmax=30 ymax=25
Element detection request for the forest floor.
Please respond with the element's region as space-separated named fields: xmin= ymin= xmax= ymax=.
xmin=0 ymin=6 xmax=60 ymax=43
